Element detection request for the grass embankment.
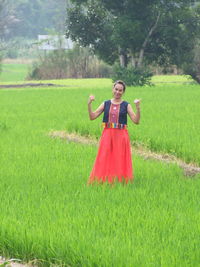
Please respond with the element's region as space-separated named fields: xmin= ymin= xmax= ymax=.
xmin=0 ymin=77 xmax=200 ymax=266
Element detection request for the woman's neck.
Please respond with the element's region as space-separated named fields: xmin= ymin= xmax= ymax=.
xmin=111 ymin=98 xmax=123 ymax=104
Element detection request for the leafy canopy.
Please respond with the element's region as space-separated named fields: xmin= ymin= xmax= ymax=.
xmin=66 ymin=0 xmax=200 ymax=67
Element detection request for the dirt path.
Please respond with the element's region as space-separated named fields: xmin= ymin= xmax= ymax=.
xmin=0 ymin=256 xmax=35 ymax=267
xmin=49 ymin=131 xmax=200 ymax=177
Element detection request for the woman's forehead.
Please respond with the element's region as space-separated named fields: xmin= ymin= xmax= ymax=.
xmin=114 ymin=83 xmax=124 ymax=89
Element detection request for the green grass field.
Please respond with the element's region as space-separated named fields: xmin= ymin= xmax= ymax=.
xmin=0 ymin=72 xmax=200 ymax=266
xmin=0 ymin=63 xmax=29 ymax=82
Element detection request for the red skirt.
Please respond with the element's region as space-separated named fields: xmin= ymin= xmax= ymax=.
xmin=88 ymin=128 xmax=133 ymax=184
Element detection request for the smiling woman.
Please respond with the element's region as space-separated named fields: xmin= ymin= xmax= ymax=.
xmin=87 ymin=80 xmax=141 ymax=184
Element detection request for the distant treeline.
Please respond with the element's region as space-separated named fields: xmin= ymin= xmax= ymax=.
xmin=0 ymin=0 xmax=68 ymax=40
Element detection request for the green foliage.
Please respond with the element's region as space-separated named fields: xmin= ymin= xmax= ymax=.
xmin=66 ymin=2 xmax=118 ymax=64
xmin=66 ymin=0 xmax=200 ymax=71
xmin=27 ymin=46 xmax=113 ymax=80
xmin=182 ymin=40 xmax=200 ymax=84
xmin=2 ymin=38 xmax=36 ymax=59
xmin=0 ymin=0 xmax=68 ymax=40
xmin=5 ymin=48 xmax=18 ymax=59
xmin=27 ymin=49 xmax=69 ymax=80
xmin=0 ymin=0 xmax=17 ymax=39
xmin=112 ymin=64 xmax=153 ymax=86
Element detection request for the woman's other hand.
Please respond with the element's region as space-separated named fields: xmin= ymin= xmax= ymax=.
xmin=134 ymin=99 xmax=141 ymax=109
xmin=88 ymin=95 xmax=95 ymax=104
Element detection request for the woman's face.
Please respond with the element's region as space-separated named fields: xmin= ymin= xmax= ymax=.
xmin=112 ymin=83 xmax=124 ymax=99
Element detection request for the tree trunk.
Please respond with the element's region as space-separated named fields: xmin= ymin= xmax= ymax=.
xmin=137 ymin=12 xmax=161 ymax=67
xmin=119 ymin=54 xmax=126 ymax=67
xmin=118 ymin=47 xmax=128 ymax=67
xmin=130 ymin=55 xmax=136 ymax=68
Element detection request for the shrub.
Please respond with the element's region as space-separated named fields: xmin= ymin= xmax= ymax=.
xmin=112 ymin=64 xmax=153 ymax=86
xmin=27 ymin=49 xmax=69 ymax=80
xmin=27 ymin=46 xmax=113 ymax=80
xmin=182 ymin=41 xmax=200 ymax=84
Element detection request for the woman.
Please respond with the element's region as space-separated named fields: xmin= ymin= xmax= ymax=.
xmin=88 ymin=80 xmax=141 ymax=184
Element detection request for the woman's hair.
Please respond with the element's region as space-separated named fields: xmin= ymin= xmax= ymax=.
xmin=113 ymin=80 xmax=126 ymax=92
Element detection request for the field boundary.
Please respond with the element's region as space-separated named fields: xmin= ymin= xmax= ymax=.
xmin=49 ymin=130 xmax=200 ymax=177
xmin=0 ymin=83 xmax=65 ymax=88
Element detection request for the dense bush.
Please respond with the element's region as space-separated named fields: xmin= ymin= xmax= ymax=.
xmin=112 ymin=64 xmax=153 ymax=86
xmin=27 ymin=49 xmax=69 ymax=80
xmin=27 ymin=46 xmax=113 ymax=80
xmin=182 ymin=42 xmax=200 ymax=84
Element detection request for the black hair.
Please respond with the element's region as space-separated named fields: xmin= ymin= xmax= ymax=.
xmin=113 ymin=80 xmax=126 ymax=92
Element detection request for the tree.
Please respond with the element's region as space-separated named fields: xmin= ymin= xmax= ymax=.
xmin=0 ymin=0 xmax=69 ymax=40
xmin=8 ymin=0 xmax=68 ymax=39
xmin=0 ymin=0 xmax=19 ymax=71
xmin=66 ymin=0 xmax=200 ymax=72
xmin=0 ymin=0 xmax=18 ymax=40
xmin=182 ymin=40 xmax=200 ymax=83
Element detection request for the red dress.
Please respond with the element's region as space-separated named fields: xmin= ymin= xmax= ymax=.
xmin=88 ymin=100 xmax=133 ymax=184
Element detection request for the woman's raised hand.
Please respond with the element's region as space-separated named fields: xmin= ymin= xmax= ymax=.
xmin=134 ymin=99 xmax=141 ymax=109
xmin=88 ymin=95 xmax=95 ymax=104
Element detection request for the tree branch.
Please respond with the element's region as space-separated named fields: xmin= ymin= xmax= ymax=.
xmin=138 ymin=11 xmax=161 ymax=67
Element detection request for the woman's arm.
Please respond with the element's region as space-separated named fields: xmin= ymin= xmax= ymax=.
xmin=127 ymin=99 xmax=141 ymax=124
xmin=88 ymin=95 xmax=104 ymax=120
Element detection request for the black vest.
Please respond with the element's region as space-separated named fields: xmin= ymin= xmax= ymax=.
xmin=102 ymin=100 xmax=129 ymax=125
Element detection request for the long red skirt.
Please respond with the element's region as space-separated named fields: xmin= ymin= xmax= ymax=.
xmin=88 ymin=128 xmax=133 ymax=184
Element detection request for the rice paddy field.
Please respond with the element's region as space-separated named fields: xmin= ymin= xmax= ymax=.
xmin=0 ymin=63 xmax=29 ymax=82
xmin=0 ymin=65 xmax=200 ymax=266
